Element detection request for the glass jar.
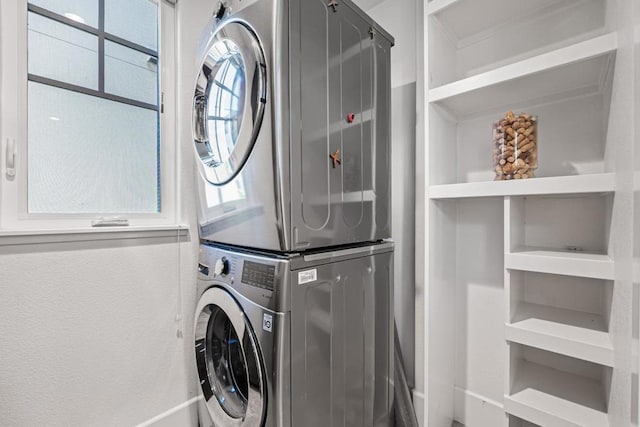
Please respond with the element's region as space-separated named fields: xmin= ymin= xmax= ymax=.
xmin=492 ymin=111 xmax=538 ymax=180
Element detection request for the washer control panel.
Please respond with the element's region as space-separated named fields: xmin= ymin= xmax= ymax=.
xmin=241 ymin=261 xmax=275 ymax=291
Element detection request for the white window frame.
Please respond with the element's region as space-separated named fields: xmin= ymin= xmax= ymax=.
xmin=0 ymin=0 xmax=178 ymax=230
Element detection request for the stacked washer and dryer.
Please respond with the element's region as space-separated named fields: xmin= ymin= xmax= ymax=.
xmin=190 ymin=0 xmax=394 ymax=426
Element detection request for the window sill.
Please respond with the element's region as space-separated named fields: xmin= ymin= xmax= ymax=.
xmin=0 ymin=224 xmax=190 ymax=246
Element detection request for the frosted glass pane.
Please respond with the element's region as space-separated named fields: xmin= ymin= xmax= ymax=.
xmin=28 ymin=82 xmax=160 ymax=213
xmin=29 ymin=0 xmax=98 ymax=27
xmin=105 ymin=0 xmax=158 ymax=51
xmin=28 ymin=12 xmax=98 ymax=89
xmin=105 ymin=41 xmax=158 ymax=105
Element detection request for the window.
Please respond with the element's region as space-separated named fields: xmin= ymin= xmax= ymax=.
xmin=0 ymin=0 xmax=176 ymax=228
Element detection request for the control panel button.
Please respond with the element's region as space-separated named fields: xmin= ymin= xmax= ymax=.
xmin=214 ymin=257 xmax=230 ymax=276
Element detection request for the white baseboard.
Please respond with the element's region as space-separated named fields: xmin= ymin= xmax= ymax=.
xmin=412 ymin=389 xmax=426 ymax=427
xmin=135 ymin=397 xmax=201 ymax=427
xmin=453 ymin=386 xmax=504 ymax=427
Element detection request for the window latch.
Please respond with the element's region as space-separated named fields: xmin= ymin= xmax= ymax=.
xmin=5 ymin=137 xmax=16 ymax=178
xmin=91 ymin=216 xmax=130 ymax=227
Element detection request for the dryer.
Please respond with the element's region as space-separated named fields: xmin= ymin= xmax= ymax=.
xmin=194 ymin=242 xmax=394 ymax=427
xmin=192 ymin=0 xmax=394 ymax=252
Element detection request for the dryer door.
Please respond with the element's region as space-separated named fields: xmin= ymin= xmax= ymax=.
xmin=194 ymin=287 xmax=266 ymax=426
xmin=193 ymin=21 xmax=267 ymax=185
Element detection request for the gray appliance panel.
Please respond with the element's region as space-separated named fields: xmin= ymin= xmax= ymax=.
xmin=196 ymin=0 xmax=290 ymax=252
xmin=289 ymin=0 xmax=392 ymax=250
xmin=289 ymin=249 xmax=394 ymax=427
xmin=196 ymin=242 xmax=393 ymax=426
xmin=195 ymin=0 xmax=393 ymax=252
xmin=198 ymin=240 xmax=394 ymax=311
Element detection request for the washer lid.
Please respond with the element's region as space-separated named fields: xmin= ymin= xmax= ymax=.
xmin=194 ymin=287 xmax=266 ymax=426
xmin=193 ymin=21 xmax=266 ymax=186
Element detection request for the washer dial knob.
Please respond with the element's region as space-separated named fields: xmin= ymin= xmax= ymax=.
xmin=214 ymin=257 xmax=230 ymax=276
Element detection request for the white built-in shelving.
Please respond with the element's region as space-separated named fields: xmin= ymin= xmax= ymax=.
xmin=429 ymin=173 xmax=616 ymax=199
xmin=506 ymin=302 xmax=614 ymax=367
xmin=429 ymin=33 xmax=617 ymax=118
xmin=421 ymin=0 xmax=637 ymax=425
xmin=505 ymin=356 xmax=610 ymax=427
xmin=506 ymin=249 xmax=614 ymax=281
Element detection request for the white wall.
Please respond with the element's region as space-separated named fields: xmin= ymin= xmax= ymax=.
xmin=367 ymin=0 xmax=417 ymax=89
xmin=0 ymin=0 xmax=218 ymax=425
xmin=0 ymin=235 xmax=198 ymax=427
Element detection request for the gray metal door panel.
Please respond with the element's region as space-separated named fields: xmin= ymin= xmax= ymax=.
xmin=339 ymin=12 xmax=370 ymax=229
xmin=373 ymin=253 xmax=394 ymax=425
xmin=290 ymin=251 xmax=393 ymax=426
xmin=373 ymin=36 xmax=391 ymax=233
xmin=290 ymin=1 xmax=391 ymax=249
xmin=299 ymin=0 xmax=331 ymax=233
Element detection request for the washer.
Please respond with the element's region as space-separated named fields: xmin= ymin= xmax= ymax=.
xmin=194 ymin=242 xmax=394 ymax=427
xmin=192 ymin=0 xmax=394 ymax=252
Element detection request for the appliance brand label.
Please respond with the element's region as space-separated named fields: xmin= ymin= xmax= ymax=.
xmin=263 ymin=313 xmax=273 ymax=332
xmin=298 ymin=269 xmax=317 ymax=285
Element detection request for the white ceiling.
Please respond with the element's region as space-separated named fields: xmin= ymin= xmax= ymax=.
xmin=351 ymin=0 xmax=387 ymax=12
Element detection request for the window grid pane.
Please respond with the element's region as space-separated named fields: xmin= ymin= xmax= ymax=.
xmin=28 ymin=12 xmax=99 ymax=90
xmin=27 ymin=1 xmax=159 ymax=110
xmin=28 ymin=82 xmax=160 ymax=214
xmin=28 ymin=0 xmax=99 ymax=27
xmin=104 ymin=0 xmax=158 ymax=51
xmin=105 ymin=40 xmax=158 ymax=105
xmin=26 ymin=1 xmax=162 ymax=215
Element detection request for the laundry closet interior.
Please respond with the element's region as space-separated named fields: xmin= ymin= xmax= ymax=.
xmin=0 ymin=0 xmax=637 ymax=426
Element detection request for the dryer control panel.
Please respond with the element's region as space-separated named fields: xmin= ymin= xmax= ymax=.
xmin=241 ymin=261 xmax=275 ymax=291
xmin=198 ymin=244 xmax=286 ymax=312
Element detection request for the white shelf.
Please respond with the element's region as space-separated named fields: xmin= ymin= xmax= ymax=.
xmin=507 ymin=302 xmax=613 ymax=367
xmin=506 ymin=247 xmax=614 ymax=280
xmin=429 ymin=174 xmax=616 ymax=199
xmin=426 ymin=0 xmax=458 ymax=16
xmin=505 ymin=359 xmax=609 ymax=427
xmin=426 ymin=0 xmax=569 ymax=41
xmin=428 ymin=33 xmax=617 ymax=118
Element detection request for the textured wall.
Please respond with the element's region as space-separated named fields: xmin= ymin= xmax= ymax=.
xmin=0 ymin=237 xmax=198 ymax=427
xmin=0 ymin=0 xmax=217 ymax=425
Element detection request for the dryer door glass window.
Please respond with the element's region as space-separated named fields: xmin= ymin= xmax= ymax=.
xmin=206 ymin=307 xmax=249 ymax=417
xmin=193 ymin=22 xmax=266 ymax=185
xmin=194 ymin=287 xmax=266 ymax=426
